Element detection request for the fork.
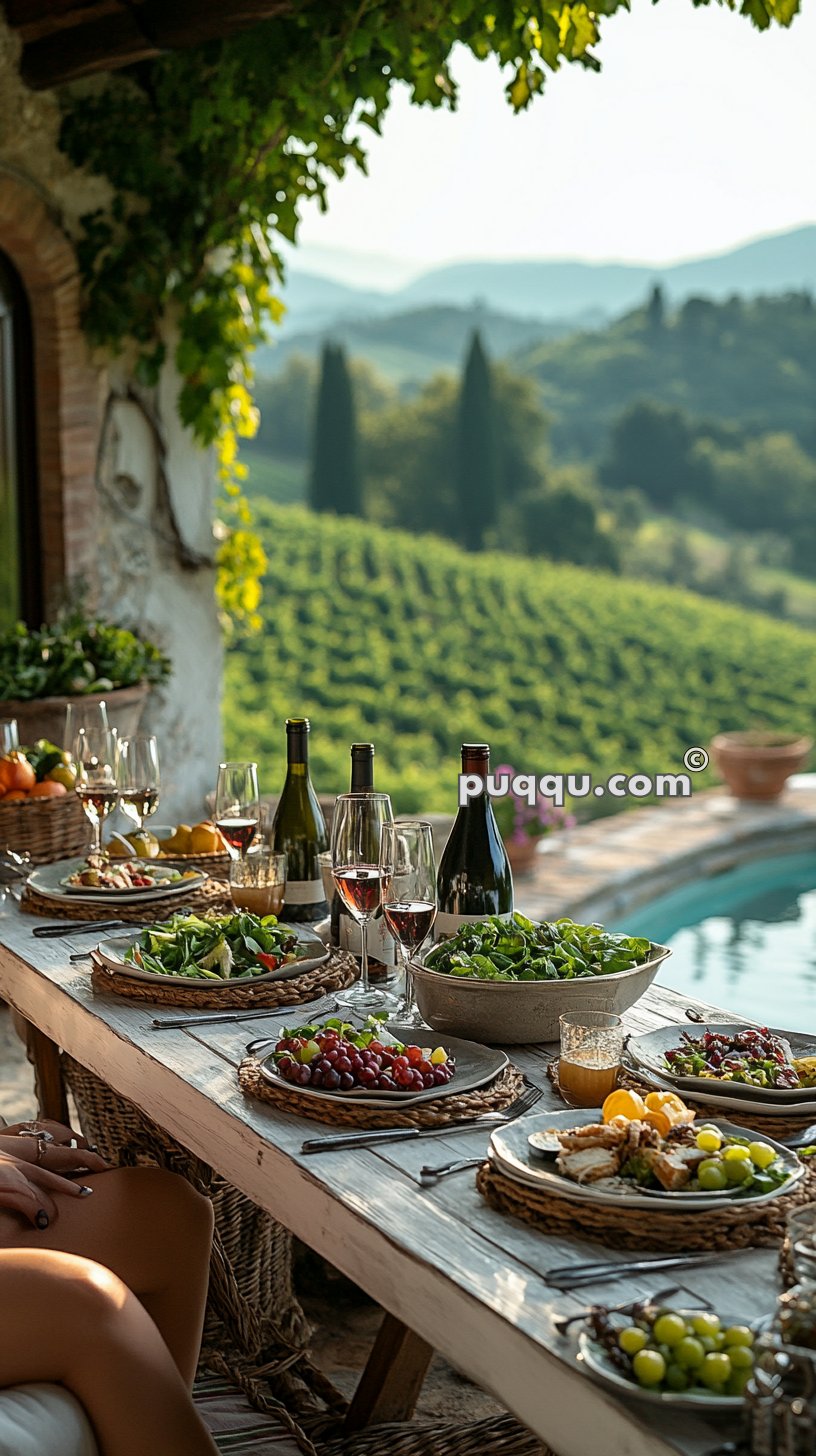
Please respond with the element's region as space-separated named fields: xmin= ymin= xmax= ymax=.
xmin=419 ymin=1155 xmax=484 ymax=1185
xmin=299 ymin=1078 xmax=543 ymax=1155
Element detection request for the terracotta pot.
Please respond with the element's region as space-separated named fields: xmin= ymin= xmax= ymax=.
xmin=506 ymin=836 xmax=542 ymax=875
xmin=0 ymin=682 xmax=150 ymax=750
xmin=710 ymin=731 xmax=813 ymax=802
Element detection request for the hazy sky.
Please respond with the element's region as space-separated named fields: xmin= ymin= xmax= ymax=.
xmin=294 ymin=0 xmax=816 ymax=281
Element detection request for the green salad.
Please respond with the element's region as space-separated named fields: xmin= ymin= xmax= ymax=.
xmin=124 ymin=912 xmax=300 ymax=981
xmin=424 ymin=913 xmax=652 ymax=982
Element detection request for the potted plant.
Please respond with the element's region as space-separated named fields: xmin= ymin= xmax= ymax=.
xmin=0 ymin=607 xmax=171 ymax=747
xmin=710 ymin=730 xmax=813 ymax=802
xmin=493 ymin=764 xmax=576 ymax=875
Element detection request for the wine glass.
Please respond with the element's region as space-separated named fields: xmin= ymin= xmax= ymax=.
xmin=116 ymin=735 xmax=160 ymax=834
xmin=380 ymin=821 xmax=437 ymax=1028
xmin=332 ymin=791 xmax=396 ymax=1011
xmin=214 ymin=761 xmax=260 ymax=859
xmin=0 ymin=719 xmax=18 ymax=754
xmin=64 ymin=700 xmax=109 ymax=751
xmin=73 ymin=728 xmax=118 ymax=856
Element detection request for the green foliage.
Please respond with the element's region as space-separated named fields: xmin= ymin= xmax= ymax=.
xmin=456 ymin=332 xmax=500 ymax=549
xmin=224 ymin=504 xmax=816 ymax=814
xmin=309 ymin=344 xmax=361 ymax=515
xmin=500 ymin=468 xmax=620 ymax=570
xmin=0 ymin=608 xmax=171 ymax=701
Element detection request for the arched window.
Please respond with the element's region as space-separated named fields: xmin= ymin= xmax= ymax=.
xmin=0 ymin=249 xmax=41 ymax=628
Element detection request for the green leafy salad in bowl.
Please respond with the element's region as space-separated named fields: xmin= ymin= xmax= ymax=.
xmin=124 ymin=912 xmax=300 ymax=981
xmin=424 ymin=913 xmax=653 ymax=982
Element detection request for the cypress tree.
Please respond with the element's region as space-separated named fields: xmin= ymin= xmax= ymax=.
xmin=309 ymin=342 xmax=361 ymax=515
xmin=455 ymin=331 xmax=500 ymax=550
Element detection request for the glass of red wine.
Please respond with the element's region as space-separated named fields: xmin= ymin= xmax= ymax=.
xmin=73 ymin=727 xmax=119 ymax=856
xmin=332 ymin=791 xmax=396 ymax=1011
xmin=116 ymin=735 xmax=160 ymax=835
xmin=380 ymin=820 xmax=436 ymax=1028
xmin=214 ymin=761 xmax=261 ymax=859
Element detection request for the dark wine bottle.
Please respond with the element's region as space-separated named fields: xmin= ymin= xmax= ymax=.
xmin=435 ymin=743 xmax=514 ymax=938
xmin=271 ymin=718 xmax=328 ymax=923
xmin=330 ymin=742 xmax=398 ymax=974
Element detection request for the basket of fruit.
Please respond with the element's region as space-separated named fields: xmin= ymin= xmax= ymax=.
xmin=126 ymin=821 xmax=232 ymax=879
xmin=0 ymin=741 xmax=89 ymax=863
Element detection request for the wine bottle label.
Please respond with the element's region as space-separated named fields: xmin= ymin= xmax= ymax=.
xmin=434 ymin=910 xmax=514 ymax=939
xmin=338 ymin=913 xmax=399 ymax=965
xmin=284 ymin=879 xmax=326 ymax=905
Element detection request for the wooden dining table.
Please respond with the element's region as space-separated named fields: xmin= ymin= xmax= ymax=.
xmin=0 ymin=905 xmax=783 ymax=1456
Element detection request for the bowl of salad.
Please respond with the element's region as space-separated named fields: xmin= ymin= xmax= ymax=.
xmin=96 ymin=911 xmax=330 ymax=988
xmin=411 ymin=914 xmax=670 ymax=1044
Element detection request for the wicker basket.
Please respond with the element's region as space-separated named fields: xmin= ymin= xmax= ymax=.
xmin=0 ymin=792 xmax=90 ymax=863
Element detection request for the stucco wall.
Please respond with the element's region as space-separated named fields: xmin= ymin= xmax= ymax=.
xmin=0 ymin=17 xmax=223 ymax=821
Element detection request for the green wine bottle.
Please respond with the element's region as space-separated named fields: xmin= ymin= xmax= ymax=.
xmin=271 ymin=718 xmax=328 ymax=923
xmin=435 ymin=742 xmax=513 ymax=938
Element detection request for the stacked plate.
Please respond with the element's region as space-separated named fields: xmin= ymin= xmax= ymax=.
xmin=486 ymin=1108 xmax=804 ymax=1212
xmin=624 ymin=1022 xmax=816 ymax=1117
xmin=95 ymin=923 xmax=329 ymax=989
xmin=28 ymin=856 xmax=207 ymax=909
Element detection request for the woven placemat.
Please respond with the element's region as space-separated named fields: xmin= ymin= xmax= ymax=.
xmin=89 ymin=947 xmax=358 ymax=1009
xmin=548 ymin=1058 xmax=816 ymax=1140
xmin=21 ymin=878 xmax=231 ymax=923
xmin=476 ymin=1155 xmax=816 ymax=1253
xmin=238 ymin=1058 xmax=525 ymax=1129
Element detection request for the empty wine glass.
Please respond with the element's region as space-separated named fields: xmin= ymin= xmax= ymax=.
xmin=380 ymin=821 xmax=436 ymax=1028
xmin=214 ymin=761 xmax=260 ymax=859
xmin=0 ymin=719 xmax=18 ymax=754
xmin=64 ymin=700 xmax=109 ymax=751
xmin=116 ymin=735 xmax=160 ymax=834
xmin=332 ymin=791 xmax=396 ymax=1011
xmin=73 ymin=728 xmax=118 ymax=856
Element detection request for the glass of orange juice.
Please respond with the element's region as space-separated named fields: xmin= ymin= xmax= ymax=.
xmin=229 ymin=849 xmax=287 ymax=918
xmin=559 ymin=1011 xmax=624 ymax=1108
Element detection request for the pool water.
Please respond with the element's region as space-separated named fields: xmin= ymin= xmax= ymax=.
xmin=624 ymin=851 xmax=816 ymax=1032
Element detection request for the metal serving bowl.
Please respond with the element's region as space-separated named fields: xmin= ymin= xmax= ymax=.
xmin=410 ymin=944 xmax=671 ymax=1045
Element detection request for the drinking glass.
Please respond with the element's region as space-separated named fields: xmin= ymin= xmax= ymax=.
xmin=73 ymin=728 xmax=118 ymax=856
xmin=380 ymin=820 xmax=436 ymax=1028
xmin=332 ymin=791 xmax=396 ymax=1011
xmin=116 ymin=735 xmax=160 ymax=833
xmin=788 ymin=1206 xmax=816 ymax=1285
xmin=214 ymin=761 xmax=260 ymax=859
xmin=0 ymin=718 xmax=18 ymax=754
xmin=229 ymin=849 xmax=287 ymax=917
xmin=558 ymin=1011 xmax=624 ymax=1108
xmin=64 ymin=700 xmax=109 ymax=751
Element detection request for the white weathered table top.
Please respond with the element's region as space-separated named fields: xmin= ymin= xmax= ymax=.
xmin=0 ymin=905 xmax=777 ymax=1456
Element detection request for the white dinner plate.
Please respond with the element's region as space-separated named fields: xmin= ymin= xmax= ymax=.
xmin=95 ymin=923 xmax=329 ymax=988
xmin=622 ymin=1053 xmax=816 ymax=1119
xmin=29 ymin=857 xmax=207 ymax=906
xmin=627 ymin=1022 xmax=816 ymax=1104
xmin=257 ymin=1024 xmax=508 ymax=1107
xmin=487 ymin=1109 xmax=804 ymax=1211
xmin=577 ymin=1310 xmax=747 ymax=1410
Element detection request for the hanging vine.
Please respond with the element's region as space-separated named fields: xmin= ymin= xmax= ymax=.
xmin=56 ymin=0 xmax=799 ymax=631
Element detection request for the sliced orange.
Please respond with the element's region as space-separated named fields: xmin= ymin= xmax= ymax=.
xmin=644 ymin=1090 xmax=687 ymax=1113
xmin=601 ymin=1089 xmax=646 ymax=1124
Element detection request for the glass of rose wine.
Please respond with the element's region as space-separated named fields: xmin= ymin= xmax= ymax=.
xmin=380 ymin=821 xmax=436 ymax=1028
xmin=73 ymin=727 xmax=119 ymax=856
xmin=116 ymin=735 xmax=160 ymax=834
xmin=332 ymin=791 xmax=396 ymax=1011
xmin=214 ymin=761 xmax=260 ymax=859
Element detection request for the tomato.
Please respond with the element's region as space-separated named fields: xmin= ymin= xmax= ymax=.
xmin=257 ymin=952 xmax=279 ymax=970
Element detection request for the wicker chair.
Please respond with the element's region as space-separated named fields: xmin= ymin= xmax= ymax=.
xmin=61 ymin=1055 xmax=549 ymax=1456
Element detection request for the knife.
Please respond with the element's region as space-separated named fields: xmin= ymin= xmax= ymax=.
xmin=33 ymin=920 xmax=131 ymax=938
xmin=301 ymin=1120 xmax=505 ymax=1154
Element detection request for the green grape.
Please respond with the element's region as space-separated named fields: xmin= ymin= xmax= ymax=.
xmin=727 ymin=1345 xmax=754 ymax=1370
xmin=723 ymin=1157 xmax=753 ymax=1185
xmin=690 ymin=1313 xmax=721 ymax=1337
xmin=619 ymin=1327 xmax=648 ymax=1356
xmin=723 ymin=1326 xmax=754 ymax=1348
xmin=665 ymin=1364 xmax=689 ymax=1392
xmin=656 ymin=1343 xmax=673 ymax=1363
xmin=726 ymin=1369 xmax=753 ymax=1397
xmin=723 ymin=1144 xmax=752 ymax=1163
xmin=653 ymin=1313 xmax=687 ymax=1347
xmin=695 ymin=1128 xmax=723 ymax=1153
xmin=632 ymin=1349 xmax=666 ymax=1387
xmin=700 ymin=1353 xmax=732 ymax=1389
xmin=699 ymin=1336 xmax=718 ymax=1354
xmin=675 ymin=1336 xmax=706 ymax=1369
xmin=696 ymin=1160 xmax=728 ymax=1191
xmin=748 ymin=1141 xmax=777 ymax=1169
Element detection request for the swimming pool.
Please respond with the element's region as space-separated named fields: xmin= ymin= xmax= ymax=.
xmin=624 ymin=850 xmax=816 ymax=1032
